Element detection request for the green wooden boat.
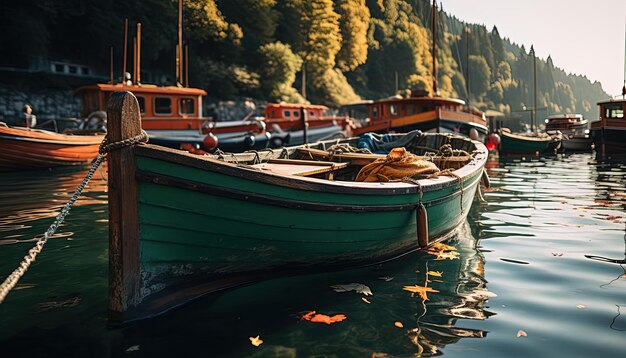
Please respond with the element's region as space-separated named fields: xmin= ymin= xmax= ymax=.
xmin=498 ymin=128 xmax=561 ymax=155
xmin=106 ymin=92 xmax=488 ymax=323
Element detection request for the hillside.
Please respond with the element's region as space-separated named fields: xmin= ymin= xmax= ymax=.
xmin=0 ymin=0 xmax=609 ymax=118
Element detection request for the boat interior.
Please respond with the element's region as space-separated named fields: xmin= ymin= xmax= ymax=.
xmin=176 ymin=132 xmax=480 ymax=183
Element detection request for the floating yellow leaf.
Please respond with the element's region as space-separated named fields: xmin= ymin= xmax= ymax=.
xmin=435 ymin=251 xmax=460 ymax=261
xmin=576 ymin=304 xmax=586 ymax=309
xmin=402 ymin=285 xmax=440 ymax=300
xmin=431 ymin=242 xmax=456 ymax=251
xmin=249 ymin=336 xmax=263 ymax=347
xmin=361 ymin=297 xmax=371 ymax=304
xmin=427 ymin=271 xmax=443 ymax=277
xmin=516 ymin=330 xmax=527 ymax=337
xmin=394 ymin=321 xmax=404 ymax=328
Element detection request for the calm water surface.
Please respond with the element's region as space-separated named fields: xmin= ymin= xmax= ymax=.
xmin=1 ymin=153 xmax=625 ymax=357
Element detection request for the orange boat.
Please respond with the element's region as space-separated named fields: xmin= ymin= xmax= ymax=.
xmin=0 ymin=124 xmax=104 ymax=171
xmin=263 ymin=103 xmax=348 ymax=147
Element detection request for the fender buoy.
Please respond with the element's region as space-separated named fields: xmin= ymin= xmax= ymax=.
xmin=244 ymin=135 xmax=256 ymax=147
xmin=416 ymin=203 xmax=428 ymax=248
xmin=202 ymin=132 xmax=219 ymax=151
xmin=469 ymin=128 xmax=479 ymax=140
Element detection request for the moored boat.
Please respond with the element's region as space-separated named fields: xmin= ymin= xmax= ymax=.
xmin=106 ymin=91 xmax=488 ymax=323
xmin=590 ymin=98 xmax=626 ymax=154
xmin=497 ymin=128 xmax=560 ymax=155
xmin=545 ymin=113 xmax=592 ymax=151
xmin=0 ymin=124 xmax=104 ymax=171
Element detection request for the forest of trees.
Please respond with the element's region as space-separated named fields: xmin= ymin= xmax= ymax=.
xmin=0 ymin=0 xmax=610 ymax=118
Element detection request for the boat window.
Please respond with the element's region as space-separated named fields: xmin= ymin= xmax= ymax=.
xmin=293 ymin=111 xmax=300 ymax=118
xmin=136 ymin=96 xmax=146 ymax=114
xmin=372 ymin=106 xmax=379 ymax=118
xmin=284 ymin=110 xmax=291 ymax=117
xmin=154 ymin=97 xmax=172 ymax=115
xmin=604 ymin=103 xmax=624 ymax=119
xmin=390 ymin=104 xmax=398 ymax=116
xmin=310 ymin=111 xmax=316 ymax=117
xmin=179 ymin=98 xmax=195 ymax=115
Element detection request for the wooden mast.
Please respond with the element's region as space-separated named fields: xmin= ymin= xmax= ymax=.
xmin=107 ymin=91 xmax=142 ymax=324
xmin=122 ymin=18 xmax=129 ymax=85
xmin=531 ymin=45 xmax=537 ymax=134
xmin=177 ymin=0 xmax=183 ymax=86
xmin=136 ymin=23 xmax=142 ymax=85
xmin=431 ymin=1 xmax=438 ymax=96
xmin=466 ymin=27 xmax=470 ymax=108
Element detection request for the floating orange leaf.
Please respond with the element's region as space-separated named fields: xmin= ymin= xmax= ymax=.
xmin=516 ymin=330 xmax=527 ymax=337
xmin=249 ymin=336 xmax=263 ymax=347
xmin=301 ymin=310 xmax=347 ymax=324
xmin=394 ymin=321 xmax=404 ymax=328
xmin=427 ymin=271 xmax=443 ymax=277
xmin=431 ymin=242 xmax=456 ymax=251
xmin=361 ymin=297 xmax=371 ymax=304
xmin=402 ymin=285 xmax=440 ymax=300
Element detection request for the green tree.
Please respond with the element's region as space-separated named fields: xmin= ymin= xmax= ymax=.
xmin=335 ymin=0 xmax=370 ymax=72
xmin=258 ymin=42 xmax=305 ymax=103
xmin=468 ymin=55 xmax=490 ymax=97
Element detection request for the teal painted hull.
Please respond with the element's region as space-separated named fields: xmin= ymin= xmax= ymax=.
xmin=499 ymin=131 xmax=557 ymax=154
xmin=114 ymin=133 xmax=487 ymax=320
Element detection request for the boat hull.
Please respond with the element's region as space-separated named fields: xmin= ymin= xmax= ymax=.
xmin=561 ymin=136 xmax=592 ymax=152
xmin=0 ymin=126 xmax=103 ymax=171
xmin=122 ymin=146 xmax=483 ymax=320
xmin=498 ymin=130 xmax=557 ymax=154
xmin=591 ymin=126 xmax=626 ymax=153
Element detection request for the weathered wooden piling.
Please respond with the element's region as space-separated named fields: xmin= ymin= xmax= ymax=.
xmin=107 ymin=91 xmax=141 ymax=323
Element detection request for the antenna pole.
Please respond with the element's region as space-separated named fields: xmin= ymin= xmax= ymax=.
xmin=177 ymin=0 xmax=183 ymax=86
xmin=532 ymin=45 xmax=537 ymax=134
xmin=185 ymin=43 xmax=189 ymax=88
xmin=431 ymin=1 xmax=438 ymax=96
xmin=109 ymin=46 xmax=114 ymax=84
xmin=137 ymin=23 xmax=141 ymax=85
xmin=466 ymin=27 xmax=470 ymax=108
xmin=122 ymin=18 xmax=128 ymax=85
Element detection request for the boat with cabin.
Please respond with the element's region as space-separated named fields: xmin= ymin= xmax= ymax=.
xmin=545 ymin=113 xmax=592 ymax=151
xmin=263 ymin=103 xmax=347 ymax=147
xmin=590 ymin=97 xmax=626 ymax=154
xmin=105 ymin=91 xmax=488 ymax=323
xmin=349 ymin=2 xmax=488 ymax=141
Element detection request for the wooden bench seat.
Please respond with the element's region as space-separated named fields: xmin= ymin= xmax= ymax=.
xmin=251 ymin=158 xmax=349 ymax=179
xmin=295 ymin=147 xmax=386 ymax=166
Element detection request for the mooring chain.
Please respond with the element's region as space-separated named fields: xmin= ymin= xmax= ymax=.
xmin=0 ymin=131 xmax=148 ymax=304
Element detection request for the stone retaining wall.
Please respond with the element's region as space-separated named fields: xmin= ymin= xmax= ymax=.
xmin=0 ymin=87 xmax=267 ymax=124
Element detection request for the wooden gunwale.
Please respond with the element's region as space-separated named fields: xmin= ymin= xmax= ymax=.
xmin=135 ymin=170 xmax=478 ymax=212
xmin=134 ymin=143 xmax=485 ymax=195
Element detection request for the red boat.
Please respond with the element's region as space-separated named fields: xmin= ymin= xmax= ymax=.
xmin=0 ymin=124 xmax=104 ymax=171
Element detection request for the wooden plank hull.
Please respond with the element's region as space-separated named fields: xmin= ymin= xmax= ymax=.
xmin=498 ymin=130 xmax=557 ymax=154
xmin=0 ymin=126 xmax=103 ymax=171
xmin=105 ymin=91 xmax=488 ymax=323
xmin=591 ymin=126 xmax=626 ymax=153
xmin=113 ymin=136 xmax=486 ymax=322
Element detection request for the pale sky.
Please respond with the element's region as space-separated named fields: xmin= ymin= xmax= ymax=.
xmin=441 ymin=0 xmax=626 ymax=97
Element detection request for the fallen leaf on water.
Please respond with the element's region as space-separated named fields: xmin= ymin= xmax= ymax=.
xmin=249 ymin=336 xmax=263 ymax=347
xmin=331 ymin=283 xmax=373 ymax=296
xmin=361 ymin=297 xmax=371 ymax=304
xmin=435 ymin=251 xmax=460 ymax=261
xmin=431 ymin=242 xmax=456 ymax=251
xmin=402 ymin=285 xmax=440 ymax=300
xmin=605 ymin=215 xmax=622 ymax=221
xmin=427 ymin=271 xmax=443 ymax=277
xmin=394 ymin=321 xmax=404 ymax=328
xmin=301 ymin=311 xmax=347 ymax=325
xmin=125 ymin=345 xmax=140 ymax=353
xmin=516 ymin=330 xmax=527 ymax=337
xmin=576 ymin=304 xmax=586 ymax=309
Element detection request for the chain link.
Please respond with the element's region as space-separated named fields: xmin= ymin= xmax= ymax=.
xmin=0 ymin=130 xmax=148 ymax=304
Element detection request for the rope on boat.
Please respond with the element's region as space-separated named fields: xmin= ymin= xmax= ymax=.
xmin=0 ymin=131 xmax=148 ymax=304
